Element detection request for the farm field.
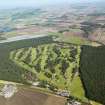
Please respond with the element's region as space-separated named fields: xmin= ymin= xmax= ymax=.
xmin=0 ymin=84 xmax=66 ymax=105
xmin=1 ymin=2 xmax=105 ymax=45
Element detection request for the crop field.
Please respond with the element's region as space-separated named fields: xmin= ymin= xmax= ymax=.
xmin=0 ymin=85 xmax=66 ymax=105
xmin=80 ymin=46 xmax=105 ymax=104
xmin=9 ymin=42 xmax=86 ymax=101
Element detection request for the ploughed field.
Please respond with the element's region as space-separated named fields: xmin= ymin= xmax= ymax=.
xmin=0 ymin=86 xmax=66 ymax=105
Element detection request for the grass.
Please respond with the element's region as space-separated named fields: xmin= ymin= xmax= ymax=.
xmin=70 ymin=76 xmax=87 ymax=101
xmin=30 ymin=48 xmax=37 ymax=65
xmin=48 ymin=31 xmax=91 ymax=45
xmin=59 ymin=35 xmax=90 ymax=45
xmin=48 ymin=32 xmax=62 ymax=36
xmin=90 ymin=101 xmax=102 ymax=105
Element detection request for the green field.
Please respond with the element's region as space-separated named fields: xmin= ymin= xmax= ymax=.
xmin=48 ymin=32 xmax=91 ymax=45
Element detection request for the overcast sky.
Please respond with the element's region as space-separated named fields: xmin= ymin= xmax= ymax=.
xmin=0 ymin=0 xmax=102 ymax=9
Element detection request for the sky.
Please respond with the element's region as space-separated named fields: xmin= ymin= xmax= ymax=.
xmin=0 ymin=0 xmax=102 ymax=9
xmin=0 ymin=0 xmax=68 ymax=8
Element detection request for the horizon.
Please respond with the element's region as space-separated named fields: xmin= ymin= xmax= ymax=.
xmin=0 ymin=0 xmax=103 ymax=9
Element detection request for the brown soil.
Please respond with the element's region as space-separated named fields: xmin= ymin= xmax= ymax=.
xmin=0 ymin=87 xmax=66 ymax=105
